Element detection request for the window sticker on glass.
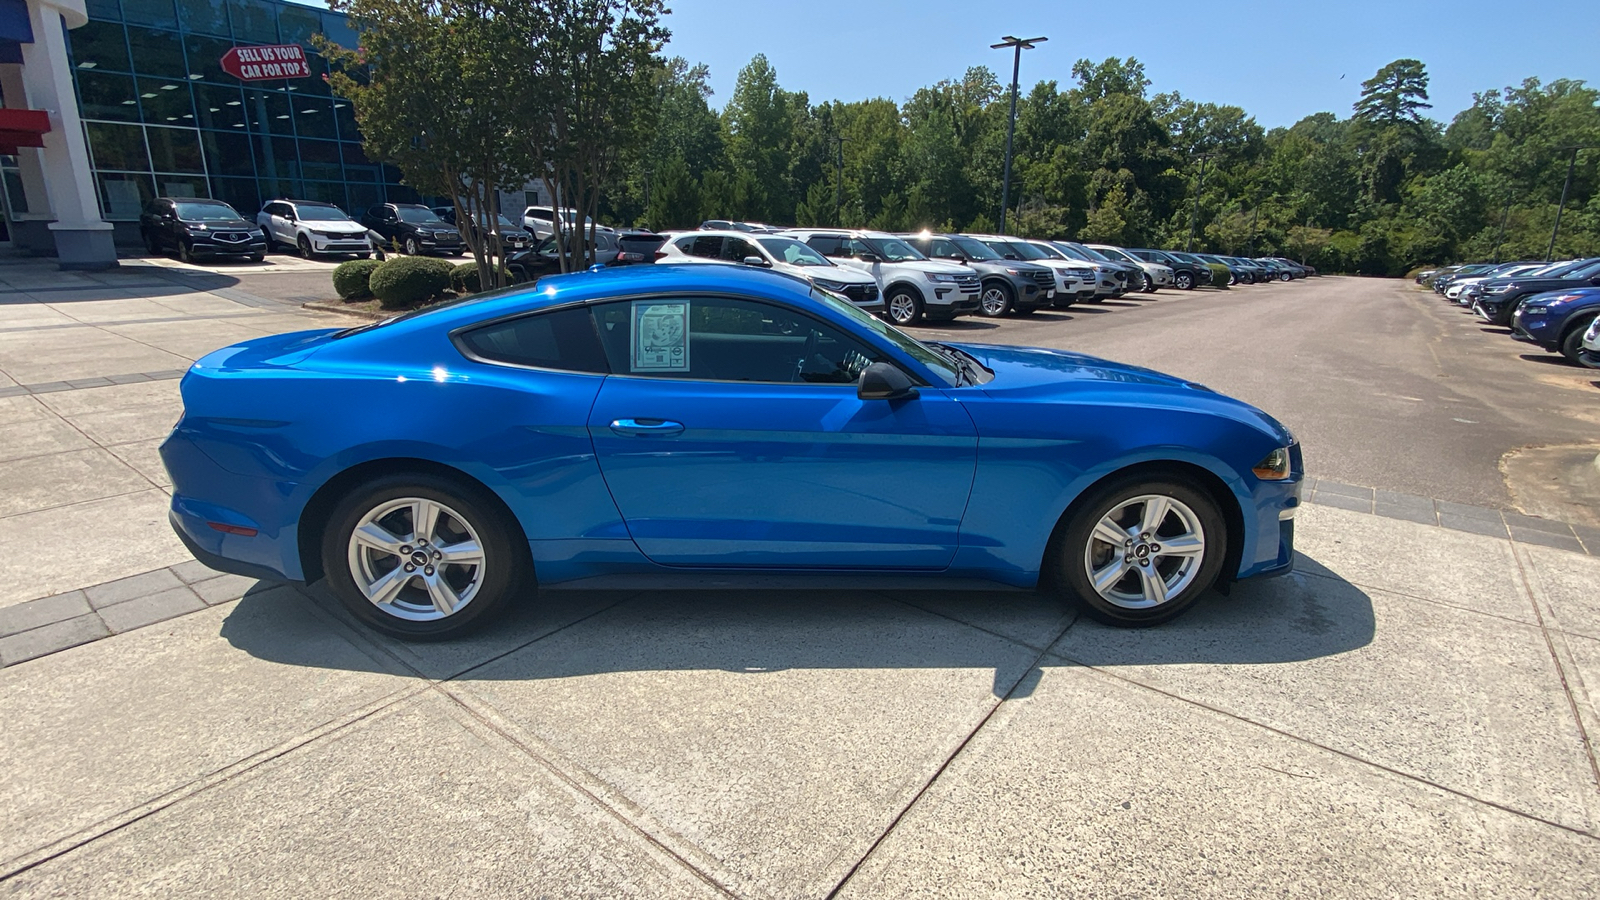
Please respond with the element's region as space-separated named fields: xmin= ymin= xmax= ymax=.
xmin=631 ymin=301 xmax=690 ymax=372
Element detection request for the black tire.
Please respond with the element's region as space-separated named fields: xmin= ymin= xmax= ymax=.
xmin=178 ymin=240 xmax=195 ymax=264
xmin=321 ymin=472 xmax=529 ymax=640
xmin=1053 ymin=473 xmax=1228 ymax=627
xmin=358 ymin=252 xmax=372 ymax=260
xmin=404 ymin=236 xmax=421 ymax=256
xmin=1560 ymin=316 xmax=1595 ymax=365
xmin=298 ymin=235 xmax=315 ymax=259
xmin=977 ymin=281 xmax=1014 ymax=317
xmin=1174 ymin=271 xmax=1194 ymax=291
xmin=250 ymin=252 xmax=265 ymax=263
xmin=1141 ymin=274 xmax=1157 ymax=293
xmin=885 ymin=286 xmax=922 ymax=326
xmin=143 ymin=230 xmax=161 ymax=255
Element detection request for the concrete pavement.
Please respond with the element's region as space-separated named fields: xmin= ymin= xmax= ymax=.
xmin=1 ymin=265 xmax=1598 ymax=896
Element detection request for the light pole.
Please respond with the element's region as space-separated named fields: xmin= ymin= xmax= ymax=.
xmin=992 ymin=34 xmax=1046 ymax=234
xmin=1546 ymin=145 xmax=1594 ymax=261
xmin=1185 ymin=152 xmax=1218 ymax=252
xmin=1490 ymin=195 xmax=1512 ymax=263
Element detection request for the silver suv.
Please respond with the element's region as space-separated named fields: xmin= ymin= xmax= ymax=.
xmin=782 ymin=229 xmax=979 ymax=325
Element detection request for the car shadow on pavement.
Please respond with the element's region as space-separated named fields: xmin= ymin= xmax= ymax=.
xmin=218 ymin=552 xmax=1374 ymax=698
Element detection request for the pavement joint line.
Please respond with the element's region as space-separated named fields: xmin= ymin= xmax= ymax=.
xmin=872 ymin=590 xmax=1072 ymax=657
xmin=0 ymin=486 xmax=163 ymax=525
xmin=0 ymin=682 xmax=430 ymax=882
xmin=1305 ymin=494 xmax=1594 ymax=556
xmin=0 ymin=310 xmax=287 ymax=337
xmin=824 ymin=613 xmax=1083 ymax=899
xmin=1507 ymin=543 xmax=1600 ymax=798
xmin=439 ymin=684 xmax=745 ymax=899
xmin=1045 ymin=650 xmax=1600 ymax=842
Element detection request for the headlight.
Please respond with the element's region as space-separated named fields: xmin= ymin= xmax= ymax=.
xmin=927 ymin=273 xmax=958 ymax=283
xmin=1253 ymin=447 xmax=1291 ymax=481
xmin=1484 ymin=284 xmax=1512 ymax=294
xmin=1587 ymin=318 xmax=1600 ymax=340
xmin=1004 ymin=267 xmax=1022 ymax=275
xmin=1521 ymin=308 xmax=1547 ymax=317
xmin=186 ymin=223 xmax=208 ymax=231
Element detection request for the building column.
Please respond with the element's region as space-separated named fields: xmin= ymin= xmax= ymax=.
xmin=19 ymin=0 xmax=115 ymax=269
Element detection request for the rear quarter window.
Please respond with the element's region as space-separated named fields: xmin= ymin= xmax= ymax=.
xmin=456 ymin=307 xmax=608 ymax=373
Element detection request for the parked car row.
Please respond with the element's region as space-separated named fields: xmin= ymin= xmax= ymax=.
xmin=669 ymin=224 xmax=1313 ymax=325
xmin=1422 ymin=258 xmax=1600 ymax=366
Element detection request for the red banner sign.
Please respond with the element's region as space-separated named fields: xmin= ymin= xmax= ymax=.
xmin=220 ymin=44 xmax=311 ymax=82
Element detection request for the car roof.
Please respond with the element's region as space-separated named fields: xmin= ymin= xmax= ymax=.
xmin=280 ymin=199 xmax=336 ymax=207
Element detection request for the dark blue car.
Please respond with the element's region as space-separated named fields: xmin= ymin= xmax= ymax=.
xmin=1510 ymin=286 xmax=1600 ymax=364
xmin=160 ymin=266 xmax=1302 ymax=638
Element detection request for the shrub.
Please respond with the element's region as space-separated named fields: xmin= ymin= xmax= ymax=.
xmin=369 ymin=256 xmax=453 ymax=309
xmin=449 ymin=261 xmax=512 ymax=295
xmin=1206 ymin=262 xmax=1231 ymax=288
xmin=331 ymin=258 xmax=382 ymax=300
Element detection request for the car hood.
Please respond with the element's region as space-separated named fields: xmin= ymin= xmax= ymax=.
xmin=798 ymin=266 xmax=875 ymax=284
xmin=1522 ymin=288 xmax=1600 ymax=310
xmin=901 ymin=260 xmax=972 ymax=275
xmin=953 ymin=343 xmax=1292 ymax=442
xmin=305 ymin=221 xmax=367 ymax=233
xmin=1482 ymin=276 xmax=1585 ymax=292
xmin=182 ymin=218 xmax=255 ymax=230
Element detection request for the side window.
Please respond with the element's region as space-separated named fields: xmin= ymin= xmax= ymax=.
xmin=806 ymin=235 xmax=843 ymax=257
xmin=722 ymin=237 xmax=759 ymax=262
xmin=688 ymin=235 xmax=722 ymax=258
xmin=929 ymin=239 xmax=959 ymax=259
xmin=592 ymin=297 xmax=881 ymax=384
xmin=456 ymin=307 xmax=608 ymax=374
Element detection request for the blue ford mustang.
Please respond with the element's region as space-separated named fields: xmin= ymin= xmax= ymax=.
xmin=160 ymin=265 xmax=1301 ymax=638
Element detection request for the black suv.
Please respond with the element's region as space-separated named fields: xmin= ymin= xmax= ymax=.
xmin=1129 ymin=248 xmax=1207 ymax=291
xmin=360 ymin=203 xmax=464 ymax=256
xmin=139 ymin=198 xmax=266 ymax=263
xmin=901 ymin=232 xmax=1058 ymax=316
xmin=1475 ymin=257 xmax=1600 ymax=325
xmin=430 ymin=207 xmax=535 ymax=254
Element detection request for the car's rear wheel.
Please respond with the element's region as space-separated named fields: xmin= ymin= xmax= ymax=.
xmin=1174 ymin=272 xmax=1194 ymax=290
xmin=1055 ymin=475 xmax=1227 ymax=627
xmin=886 ymin=287 xmax=922 ymax=326
xmin=978 ymin=282 xmax=1013 ymax=317
xmin=321 ymin=474 xmax=527 ymax=640
xmin=1561 ymin=316 xmax=1596 ymax=364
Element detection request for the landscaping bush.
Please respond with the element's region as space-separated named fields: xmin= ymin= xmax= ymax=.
xmin=331 ymin=258 xmax=382 ymax=300
xmin=1206 ymin=262 xmax=1231 ymax=288
xmin=369 ymin=256 xmax=453 ymax=309
xmin=450 ymin=262 xmax=480 ymax=294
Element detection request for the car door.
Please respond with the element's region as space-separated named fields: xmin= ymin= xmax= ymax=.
xmin=273 ymin=203 xmax=296 ymax=244
xmin=585 ymin=295 xmax=978 ymax=569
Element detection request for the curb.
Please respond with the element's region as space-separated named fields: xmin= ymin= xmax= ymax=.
xmin=302 ymin=299 xmax=387 ymax=319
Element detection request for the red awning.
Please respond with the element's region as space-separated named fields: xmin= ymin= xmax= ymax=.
xmin=0 ymin=107 xmax=50 ymax=155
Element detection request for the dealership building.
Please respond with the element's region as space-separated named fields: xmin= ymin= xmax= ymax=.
xmin=0 ymin=0 xmax=547 ymax=268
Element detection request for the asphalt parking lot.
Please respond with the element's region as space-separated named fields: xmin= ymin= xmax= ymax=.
xmin=1 ymin=262 xmax=1598 ymax=897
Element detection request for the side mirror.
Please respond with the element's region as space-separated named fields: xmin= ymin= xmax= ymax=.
xmin=1003 ymin=253 xmax=1020 ymax=260
xmin=857 ymin=362 xmax=918 ymax=401
xmin=857 ymin=252 xmax=882 ymax=263
xmin=741 ymin=255 xmax=769 ymax=267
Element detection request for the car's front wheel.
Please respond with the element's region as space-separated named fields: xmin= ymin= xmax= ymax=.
xmin=298 ymin=235 xmax=315 ymax=259
xmin=885 ymin=287 xmax=922 ymax=326
xmin=978 ymin=282 xmax=1013 ymax=317
xmin=404 ymin=236 xmax=421 ymax=256
xmin=1056 ymin=475 xmax=1227 ymax=627
xmin=1561 ymin=316 xmax=1596 ymax=364
xmin=321 ymin=474 xmax=527 ymax=640
xmin=1174 ymin=272 xmax=1194 ymax=290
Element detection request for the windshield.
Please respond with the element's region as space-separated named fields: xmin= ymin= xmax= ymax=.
xmin=951 ymin=236 xmax=1001 ymax=260
xmin=1046 ymin=243 xmax=1093 ymax=261
xmin=297 ymin=206 xmax=351 ymax=222
xmin=811 ymin=288 xmax=958 ymax=386
xmin=397 ymin=207 xmax=446 ymax=225
xmin=863 ymin=237 xmax=926 ymax=262
xmin=997 ymin=240 xmax=1050 ymax=260
xmin=757 ymin=237 xmax=830 ymax=266
xmin=1065 ymin=243 xmax=1112 ymax=262
xmin=1094 ymin=246 xmax=1135 ymax=262
xmin=1563 ymin=259 xmax=1600 ymax=279
xmin=175 ymin=202 xmax=240 ymax=221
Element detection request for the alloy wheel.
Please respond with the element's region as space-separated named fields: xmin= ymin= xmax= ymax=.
xmin=298 ymin=236 xmax=314 ymax=259
xmin=1081 ymin=494 xmax=1206 ymax=610
xmin=1175 ymin=272 xmax=1193 ymax=290
xmin=405 ymin=237 xmax=421 ymax=255
xmin=979 ymin=286 xmax=1010 ymax=317
xmin=887 ymin=292 xmax=918 ymax=325
xmin=346 ymin=496 xmax=486 ymax=621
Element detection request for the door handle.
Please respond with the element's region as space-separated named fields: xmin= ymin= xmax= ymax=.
xmin=609 ymin=418 xmax=685 ymax=437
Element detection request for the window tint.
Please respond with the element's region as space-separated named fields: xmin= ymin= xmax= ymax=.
xmin=805 ymin=235 xmax=844 ymax=257
xmin=592 ymin=297 xmax=881 ymax=384
xmin=928 ymin=238 xmax=959 ymax=258
xmin=688 ymin=234 xmax=721 ymax=258
xmin=457 ymin=307 xmax=608 ymax=373
xmin=722 ymin=237 xmax=760 ymax=262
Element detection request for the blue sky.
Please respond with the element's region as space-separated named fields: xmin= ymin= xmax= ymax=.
xmin=289 ymin=0 xmax=1598 ymax=129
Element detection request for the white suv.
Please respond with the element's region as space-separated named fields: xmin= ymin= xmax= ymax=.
xmin=257 ymin=200 xmax=371 ymax=259
xmin=1087 ymin=243 xmax=1173 ymax=293
xmin=968 ymin=234 xmax=1097 ymax=305
xmin=659 ymin=231 xmax=885 ymax=314
xmin=782 ymin=229 xmax=979 ymax=325
xmin=521 ymin=206 xmax=614 ymax=239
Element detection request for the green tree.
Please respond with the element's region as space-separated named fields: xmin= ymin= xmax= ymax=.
xmin=1354 ymin=59 xmax=1432 ymax=127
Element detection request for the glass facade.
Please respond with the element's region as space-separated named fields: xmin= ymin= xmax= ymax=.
xmin=67 ymin=0 xmax=417 ymax=223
